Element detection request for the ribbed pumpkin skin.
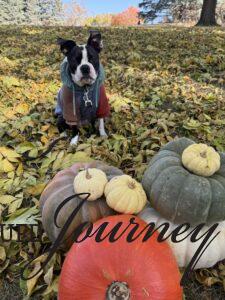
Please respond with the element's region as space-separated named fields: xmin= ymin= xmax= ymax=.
xmin=142 ymin=138 xmax=225 ymax=225
xmin=139 ymin=205 xmax=225 ymax=269
xmin=59 ymin=215 xmax=182 ymax=300
xmin=104 ymin=175 xmax=147 ymax=214
xmin=40 ymin=161 xmax=123 ymax=246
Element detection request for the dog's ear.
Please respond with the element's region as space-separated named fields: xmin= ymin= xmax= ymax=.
xmin=87 ymin=30 xmax=103 ymax=53
xmin=57 ymin=38 xmax=76 ymax=56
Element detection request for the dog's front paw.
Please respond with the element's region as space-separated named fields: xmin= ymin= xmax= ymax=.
xmin=100 ymin=130 xmax=108 ymax=138
xmin=70 ymin=135 xmax=79 ymax=146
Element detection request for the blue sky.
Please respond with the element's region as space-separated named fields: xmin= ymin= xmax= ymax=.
xmin=64 ymin=0 xmax=140 ymax=16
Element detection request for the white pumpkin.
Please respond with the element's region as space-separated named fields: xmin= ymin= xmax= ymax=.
xmin=139 ymin=205 xmax=225 ymax=269
xmin=73 ymin=168 xmax=108 ymax=201
xmin=104 ymin=175 xmax=147 ymax=214
xmin=182 ymin=143 xmax=220 ymax=177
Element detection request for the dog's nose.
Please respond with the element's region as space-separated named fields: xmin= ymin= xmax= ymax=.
xmin=80 ymin=64 xmax=90 ymax=75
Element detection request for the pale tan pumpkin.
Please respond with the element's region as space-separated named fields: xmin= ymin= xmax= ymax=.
xmin=74 ymin=168 xmax=108 ymax=201
xmin=182 ymin=143 xmax=220 ymax=177
xmin=104 ymin=175 xmax=147 ymax=214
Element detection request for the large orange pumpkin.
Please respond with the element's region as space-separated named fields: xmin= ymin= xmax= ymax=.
xmin=59 ymin=215 xmax=183 ymax=300
xmin=40 ymin=161 xmax=123 ymax=246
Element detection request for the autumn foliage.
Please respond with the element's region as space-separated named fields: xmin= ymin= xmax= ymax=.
xmin=111 ymin=6 xmax=140 ymax=26
xmin=1 ymin=23 xmax=225 ymax=299
xmin=84 ymin=14 xmax=113 ymax=26
xmin=63 ymin=0 xmax=87 ymax=26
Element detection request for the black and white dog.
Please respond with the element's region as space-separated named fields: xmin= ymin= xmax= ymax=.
xmin=56 ymin=31 xmax=108 ymax=146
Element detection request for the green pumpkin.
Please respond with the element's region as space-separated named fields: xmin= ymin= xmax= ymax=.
xmin=142 ymin=137 xmax=225 ymax=225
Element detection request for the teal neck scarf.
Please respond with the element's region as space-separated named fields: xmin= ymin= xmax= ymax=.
xmin=60 ymin=58 xmax=105 ymax=116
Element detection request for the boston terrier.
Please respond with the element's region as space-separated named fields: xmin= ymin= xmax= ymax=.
xmin=55 ymin=31 xmax=110 ymax=146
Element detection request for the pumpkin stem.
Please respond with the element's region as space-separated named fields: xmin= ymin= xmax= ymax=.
xmin=106 ymin=281 xmax=130 ymax=300
xmin=86 ymin=169 xmax=92 ymax=179
xmin=200 ymin=151 xmax=207 ymax=158
xmin=127 ymin=181 xmax=136 ymax=190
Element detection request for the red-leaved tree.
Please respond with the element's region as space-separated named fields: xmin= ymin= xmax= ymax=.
xmin=111 ymin=6 xmax=140 ymax=26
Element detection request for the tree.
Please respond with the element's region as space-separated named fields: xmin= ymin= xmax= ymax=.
xmin=84 ymin=14 xmax=113 ymax=27
xmin=0 ymin=0 xmax=26 ymax=24
xmin=197 ymin=0 xmax=218 ymax=25
xmin=217 ymin=1 xmax=225 ymax=24
xmin=63 ymin=0 xmax=87 ymax=26
xmin=0 ymin=0 xmax=12 ymax=24
xmin=171 ymin=1 xmax=201 ymax=23
xmin=139 ymin=0 xmax=173 ymax=22
xmin=139 ymin=0 xmax=219 ymax=26
xmin=139 ymin=0 xmax=201 ymax=22
xmin=24 ymin=0 xmax=40 ymax=25
xmin=0 ymin=0 xmax=63 ymax=25
xmin=37 ymin=0 xmax=57 ymax=25
xmin=53 ymin=0 xmax=63 ymax=24
xmin=111 ymin=6 xmax=139 ymax=26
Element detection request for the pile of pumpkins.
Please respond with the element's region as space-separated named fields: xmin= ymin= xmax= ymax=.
xmin=40 ymin=137 xmax=225 ymax=299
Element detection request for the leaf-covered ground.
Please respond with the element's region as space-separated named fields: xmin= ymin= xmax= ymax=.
xmin=0 ymin=25 xmax=225 ymax=299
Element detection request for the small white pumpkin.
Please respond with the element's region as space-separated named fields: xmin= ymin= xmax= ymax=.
xmin=139 ymin=205 xmax=225 ymax=269
xmin=74 ymin=168 xmax=108 ymax=201
xmin=104 ymin=175 xmax=147 ymax=214
xmin=182 ymin=143 xmax=220 ymax=177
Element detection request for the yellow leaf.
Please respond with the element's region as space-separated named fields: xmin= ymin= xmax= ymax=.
xmin=3 ymin=109 xmax=16 ymax=119
xmin=48 ymin=125 xmax=58 ymax=137
xmin=27 ymin=262 xmax=43 ymax=296
xmin=15 ymin=103 xmax=29 ymax=115
xmin=28 ymin=148 xmax=38 ymax=158
xmin=43 ymin=277 xmax=59 ymax=296
xmin=41 ymin=125 xmax=50 ymax=132
xmin=205 ymin=54 xmax=213 ymax=64
xmin=52 ymin=150 xmax=65 ymax=171
xmin=3 ymin=76 xmax=20 ymax=87
xmin=32 ymin=253 xmax=48 ymax=264
xmin=2 ymin=159 xmax=15 ymax=172
xmin=0 ymin=147 xmax=20 ymax=159
xmin=0 ymin=246 xmax=6 ymax=263
xmin=26 ymin=183 xmax=47 ymax=196
xmin=0 ymin=195 xmax=16 ymax=205
xmin=8 ymin=198 xmax=23 ymax=214
xmin=7 ymin=157 xmax=19 ymax=163
xmin=16 ymin=163 xmax=24 ymax=176
xmin=60 ymin=152 xmax=92 ymax=169
xmin=41 ymin=135 xmax=49 ymax=145
xmin=20 ymin=250 xmax=28 ymax=261
xmin=44 ymin=266 xmax=54 ymax=285
xmin=7 ymin=171 xmax=15 ymax=179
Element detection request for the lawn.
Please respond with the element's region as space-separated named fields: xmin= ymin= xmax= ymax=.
xmin=0 ymin=25 xmax=225 ymax=299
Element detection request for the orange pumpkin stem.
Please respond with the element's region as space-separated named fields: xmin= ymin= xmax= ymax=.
xmin=107 ymin=281 xmax=130 ymax=300
xmin=86 ymin=169 xmax=92 ymax=179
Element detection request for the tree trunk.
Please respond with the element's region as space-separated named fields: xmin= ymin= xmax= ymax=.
xmin=196 ymin=0 xmax=218 ymax=26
